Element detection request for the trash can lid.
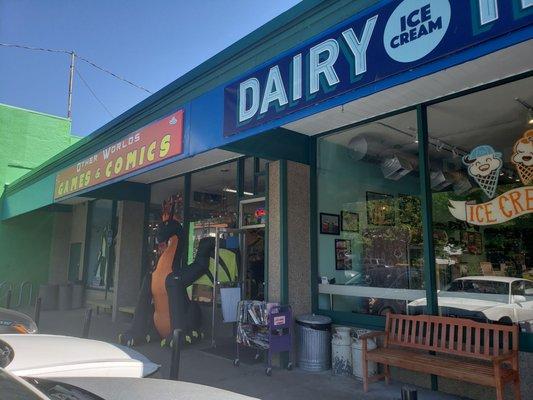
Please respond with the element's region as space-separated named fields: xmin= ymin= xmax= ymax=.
xmin=296 ymin=314 xmax=331 ymax=327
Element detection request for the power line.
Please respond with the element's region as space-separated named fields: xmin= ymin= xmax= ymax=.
xmin=76 ymin=54 xmax=152 ymax=94
xmin=0 ymin=42 xmax=153 ymax=94
xmin=75 ymin=68 xmax=114 ymax=118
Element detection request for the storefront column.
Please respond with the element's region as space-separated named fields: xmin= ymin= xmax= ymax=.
xmin=417 ymin=104 xmax=439 ymax=392
xmin=48 ymin=211 xmax=73 ymax=284
xmin=267 ymin=160 xmax=311 ymax=317
xmin=112 ymin=200 xmax=145 ymax=322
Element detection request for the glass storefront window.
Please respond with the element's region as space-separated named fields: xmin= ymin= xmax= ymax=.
xmin=426 ymin=77 xmax=533 ymax=332
xmin=244 ymin=157 xmax=268 ymax=196
xmin=85 ymin=199 xmax=116 ymax=290
xmin=317 ymin=110 xmax=425 ymax=316
xmin=148 ymin=176 xmax=185 ymax=273
xmin=188 ymin=161 xmax=239 ymax=262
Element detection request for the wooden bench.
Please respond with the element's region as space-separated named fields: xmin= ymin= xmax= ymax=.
xmin=361 ymin=313 xmax=520 ymax=400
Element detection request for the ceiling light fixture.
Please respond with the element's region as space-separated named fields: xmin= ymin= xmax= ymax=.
xmin=223 ymin=188 xmax=254 ymax=196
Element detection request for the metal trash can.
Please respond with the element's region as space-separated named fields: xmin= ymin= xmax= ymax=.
xmin=58 ymin=284 xmax=73 ymax=311
xmin=296 ymin=314 xmax=331 ymax=371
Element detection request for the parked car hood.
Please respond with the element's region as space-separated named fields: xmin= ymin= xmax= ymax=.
xmin=0 ymin=334 xmax=159 ymax=378
xmin=54 ymin=377 xmax=258 ymax=400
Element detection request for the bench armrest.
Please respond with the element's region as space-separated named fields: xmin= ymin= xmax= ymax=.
xmin=491 ymin=352 xmax=518 ymax=368
xmin=359 ymin=331 xmax=388 ymax=350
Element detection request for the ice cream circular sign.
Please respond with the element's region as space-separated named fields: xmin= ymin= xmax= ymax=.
xmin=384 ymin=0 xmax=451 ymax=63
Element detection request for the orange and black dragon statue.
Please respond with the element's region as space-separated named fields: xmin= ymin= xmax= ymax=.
xmin=119 ymin=195 xmax=214 ymax=347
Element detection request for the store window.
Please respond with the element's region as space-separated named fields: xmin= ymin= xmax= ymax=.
xmin=317 ymin=110 xmax=426 ymax=316
xmin=425 ymin=77 xmax=533 ymax=332
xmin=148 ymin=176 xmax=185 ymax=273
xmin=244 ymin=157 xmax=268 ymax=196
xmin=84 ymin=199 xmax=116 ymax=290
xmin=189 ymin=162 xmax=239 ymax=260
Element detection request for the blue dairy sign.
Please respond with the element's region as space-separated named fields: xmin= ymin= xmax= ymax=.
xmin=223 ymin=0 xmax=533 ymax=136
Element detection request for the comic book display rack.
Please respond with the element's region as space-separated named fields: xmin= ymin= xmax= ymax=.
xmin=234 ymin=300 xmax=293 ymax=376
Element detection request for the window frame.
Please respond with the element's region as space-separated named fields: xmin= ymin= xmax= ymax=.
xmin=310 ymin=70 xmax=533 ymax=352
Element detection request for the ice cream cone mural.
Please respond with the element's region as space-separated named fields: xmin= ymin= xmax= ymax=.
xmin=511 ymin=129 xmax=533 ymax=185
xmin=462 ymin=145 xmax=503 ymax=199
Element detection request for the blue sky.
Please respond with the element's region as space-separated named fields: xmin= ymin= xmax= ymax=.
xmin=0 ymin=0 xmax=300 ymax=136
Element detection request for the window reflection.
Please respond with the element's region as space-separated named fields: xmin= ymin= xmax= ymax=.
xmin=317 ymin=110 xmax=425 ymax=316
xmin=427 ymin=77 xmax=533 ymax=332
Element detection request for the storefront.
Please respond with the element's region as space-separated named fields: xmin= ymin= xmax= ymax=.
xmin=1 ymin=0 xmax=532 ymax=396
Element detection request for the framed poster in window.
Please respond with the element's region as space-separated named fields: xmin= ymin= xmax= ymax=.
xmin=320 ymin=213 xmax=340 ymax=235
xmin=335 ymin=239 xmax=352 ymax=270
xmin=366 ymin=192 xmax=395 ymax=226
xmin=341 ymin=211 xmax=359 ymax=232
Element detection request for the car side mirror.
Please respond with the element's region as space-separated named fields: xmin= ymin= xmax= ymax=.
xmin=513 ymin=295 xmax=526 ymax=306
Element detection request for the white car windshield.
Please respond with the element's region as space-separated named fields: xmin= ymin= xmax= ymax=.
xmin=447 ymin=280 xmax=509 ymax=295
xmin=440 ymin=279 xmax=510 ymax=304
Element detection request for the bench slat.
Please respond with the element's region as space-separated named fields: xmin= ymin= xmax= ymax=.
xmin=366 ymin=347 xmax=515 ymax=387
xmin=449 ymin=322 xmax=455 ymax=352
xmin=475 ymin=327 xmax=481 ymax=354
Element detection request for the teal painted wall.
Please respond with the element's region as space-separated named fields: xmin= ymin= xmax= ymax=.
xmin=317 ymin=139 xmax=421 ymax=311
xmin=0 ymin=103 xmax=79 ymax=306
xmin=0 ymin=210 xmax=55 ymax=306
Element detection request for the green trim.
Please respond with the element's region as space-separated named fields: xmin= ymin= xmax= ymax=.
xmin=279 ymin=160 xmax=289 ymax=304
xmin=309 ymin=136 xmax=319 ymax=313
xmin=417 ymin=105 xmax=439 ymax=316
xmin=141 ymin=190 xmax=151 ymax=278
xmin=237 ymin=157 xmax=245 ymax=201
xmin=84 ymin=181 xmax=150 ymax=203
xmin=519 ymin=332 xmax=533 ymax=353
xmin=106 ymin=200 xmax=119 ymax=299
xmin=264 ymin=162 xmax=270 ymax=301
xmin=182 ymin=173 xmax=192 ymax=269
xmin=82 ymin=201 xmax=94 ymax=287
xmin=318 ymin=310 xmax=385 ymax=331
xmin=253 ymin=157 xmax=260 ymax=195
xmin=221 ymin=128 xmax=310 ymax=165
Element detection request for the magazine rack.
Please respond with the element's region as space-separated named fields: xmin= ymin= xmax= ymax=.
xmin=234 ymin=300 xmax=293 ymax=376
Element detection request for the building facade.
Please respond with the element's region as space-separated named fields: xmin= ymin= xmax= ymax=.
xmin=1 ymin=1 xmax=532 ymax=397
xmin=0 ymin=103 xmax=79 ymax=305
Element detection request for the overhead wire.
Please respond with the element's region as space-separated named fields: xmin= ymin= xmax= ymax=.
xmin=75 ymin=67 xmax=114 ymax=118
xmin=0 ymin=42 xmax=153 ymax=94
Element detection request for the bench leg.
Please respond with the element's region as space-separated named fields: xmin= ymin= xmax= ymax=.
xmin=495 ymin=381 xmax=504 ymax=400
xmin=362 ymin=356 xmax=369 ymax=392
xmin=384 ymin=364 xmax=391 ymax=385
xmin=513 ymin=376 xmax=521 ymax=400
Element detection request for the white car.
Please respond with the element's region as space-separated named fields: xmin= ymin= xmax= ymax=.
xmin=0 ymin=334 xmax=159 ymax=378
xmin=408 ymin=276 xmax=533 ymax=331
xmin=1 ymin=367 xmax=258 ymax=400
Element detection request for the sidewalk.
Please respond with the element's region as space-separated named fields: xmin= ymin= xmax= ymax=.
xmin=36 ymin=308 xmax=466 ymax=400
